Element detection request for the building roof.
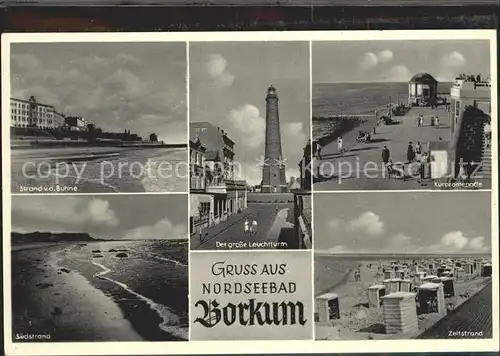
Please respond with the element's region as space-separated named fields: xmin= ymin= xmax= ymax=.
xmin=10 ymin=97 xmax=55 ymax=108
xmin=316 ymin=292 xmax=338 ymax=300
xmin=418 ymin=282 xmax=442 ymax=290
xmin=381 ymin=291 xmax=416 ymax=299
xmin=409 ymin=72 xmax=438 ymax=84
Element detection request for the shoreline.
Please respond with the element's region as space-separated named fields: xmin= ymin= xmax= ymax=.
xmin=11 ymin=143 xmax=187 ymax=151
xmin=11 ymin=243 xmax=187 ymax=342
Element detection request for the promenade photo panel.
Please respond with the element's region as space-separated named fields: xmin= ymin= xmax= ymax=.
xmin=8 ymin=42 xmax=188 ymax=193
xmin=312 ymin=39 xmax=492 ymax=191
xmin=189 ymin=41 xmax=312 ymax=251
xmin=313 ymin=191 xmax=493 ymax=340
xmin=10 ymin=194 xmax=189 ymax=342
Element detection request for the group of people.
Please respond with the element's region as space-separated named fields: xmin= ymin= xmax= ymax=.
xmin=244 ymin=219 xmax=258 ymax=235
xmin=313 ymin=135 xmax=344 ymax=160
xmin=417 ymin=113 xmax=440 ymax=127
xmin=381 ymin=142 xmax=429 ymax=180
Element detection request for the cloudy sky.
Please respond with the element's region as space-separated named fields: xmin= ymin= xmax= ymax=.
xmin=190 ymin=42 xmax=310 ymax=185
xmin=12 ymin=195 xmax=188 ymax=240
xmin=313 ymin=40 xmax=490 ymax=83
xmin=11 ymin=42 xmax=187 ymax=143
xmin=314 ymin=192 xmax=491 ymax=255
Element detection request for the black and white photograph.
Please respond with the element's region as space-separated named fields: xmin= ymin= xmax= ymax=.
xmin=312 ymin=39 xmax=492 ymax=191
xmin=10 ymin=194 xmax=189 ymax=342
xmin=313 ymin=192 xmax=493 ymax=340
xmin=9 ymin=42 xmax=188 ymax=193
xmin=189 ymin=42 xmax=312 ymax=251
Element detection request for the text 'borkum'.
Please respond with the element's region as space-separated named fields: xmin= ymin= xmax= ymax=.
xmin=194 ymin=299 xmax=307 ymax=328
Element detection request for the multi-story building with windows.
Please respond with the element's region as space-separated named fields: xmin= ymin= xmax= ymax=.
xmin=65 ymin=116 xmax=88 ymax=131
xmin=10 ymin=96 xmax=57 ymax=129
xmin=190 ymin=137 xmax=207 ymax=191
xmin=189 ymin=122 xmax=247 ymax=235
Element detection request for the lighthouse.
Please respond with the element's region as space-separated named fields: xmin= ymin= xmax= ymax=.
xmin=262 ymin=85 xmax=287 ymax=193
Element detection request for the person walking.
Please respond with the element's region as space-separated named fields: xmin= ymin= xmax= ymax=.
xmin=316 ymin=141 xmax=323 ymax=160
xmin=382 ymin=146 xmax=390 ymax=164
xmin=419 ymin=152 xmax=428 ymax=181
xmin=251 ymin=219 xmax=258 ymax=235
xmin=244 ymin=219 xmax=250 ymax=235
xmin=337 ymin=136 xmax=343 ymax=153
xmin=407 ymin=142 xmax=415 ymax=163
xmin=415 ymin=141 xmax=422 ymax=161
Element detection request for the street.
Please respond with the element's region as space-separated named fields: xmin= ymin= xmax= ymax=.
xmin=191 ymin=203 xmax=294 ymax=250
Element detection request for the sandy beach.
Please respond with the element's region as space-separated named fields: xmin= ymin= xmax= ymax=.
xmin=10 ymin=147 xmax=188 ymax=193
xmin=315 ymin=258 xmax=492 ymax=340
xmin=11 ymin=245 xmax=142 ymax=342
xmin=11 ymin=241 xmax=188 ymax=342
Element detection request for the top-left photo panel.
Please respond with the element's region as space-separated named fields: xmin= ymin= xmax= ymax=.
xmin=6 ymin=41 xmax=188 ymax=194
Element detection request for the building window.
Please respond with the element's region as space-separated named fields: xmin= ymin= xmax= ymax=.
xmin=199 ymin=202 xmax=210 ymax=217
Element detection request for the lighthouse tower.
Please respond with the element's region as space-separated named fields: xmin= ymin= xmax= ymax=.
xmin=262 ymin=85 xmax=287 ymax=193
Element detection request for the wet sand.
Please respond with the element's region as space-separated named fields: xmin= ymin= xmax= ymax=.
xmin=315 ymin=261 xmax=491 ymax=340
xmin=11 ymin=245 xmax=143 ymax=342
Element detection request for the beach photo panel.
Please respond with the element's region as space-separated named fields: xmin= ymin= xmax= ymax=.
xmin=313 ymin=191 xmax=493 ymax=340
xmin=9 ymin=194 xmax=189 ymax=342
xmin=7 ymin=41 xmax=189 ymax=194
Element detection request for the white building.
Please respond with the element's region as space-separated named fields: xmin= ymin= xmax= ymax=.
xmin=10 ymin=96 xmax=58 ymax=129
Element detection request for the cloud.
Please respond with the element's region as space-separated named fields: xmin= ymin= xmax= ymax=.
xmin=12 ymin=197 xmax=119 ymax=233
xmin=468 ymin=236 xmax=488 ymax=251
xmin=227 ymin=104 xmax=265 ymax=149
xmin=88 ymin=199 xmax=118 ymax=227
xmin=11 ymin=45 xmax=186 ymax=142
xmin=206 ymin=53 xmax=234 ymax=87
xmin=359 ymin=52 xmax=378 ymax=70
xmin=437 ymin=51 xmax=467 ymax=81
xmin=378 ymin=50 xmax=394 ymax=63
xmin=428 ymin=231 xmax=490 ymax=253
xmin=390 ymin=233 xmax=412 ymax=246
xmin=124 ymin=218 xmax=187 ymax=240
xmin=347 ymin=211 xmax=384 ymax=236
xmin=328 ymin=245 xmax=348 ymax=253
xmin=441 ymin=231 xmax=468 ymax=250
xmin=328 ymin=219 xmax=343 ymax=230
xmin=383 ymin=65 xmax=412 ymax=82
xmin=441 ymin=51 xmax=466 ymax=68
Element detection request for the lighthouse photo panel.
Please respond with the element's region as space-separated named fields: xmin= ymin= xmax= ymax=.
xmin=189 ymin=41 xmax=312 ymax=251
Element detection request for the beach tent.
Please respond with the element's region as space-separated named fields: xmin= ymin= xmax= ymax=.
xmin=481 ymin=263 xmax=492 ymax=277
xmin=439 ymin=277 xmax=455 ymax=297
xmin=381 ymin=292 xmax=418 ymax=335
xmin=368 ymin=285 xmax=385 ymax=308
xmin=413 ymin=272 xmax=426 ymax=286
xmin=384 ymin=270 xmax=396 ymax=280
xmin=400 ymin=279 xmax=413 ymax=293
xmin=417 ymin=282 xmax=447 ymax=317
xmin=316 ymin=293 xmax=340 ymax=322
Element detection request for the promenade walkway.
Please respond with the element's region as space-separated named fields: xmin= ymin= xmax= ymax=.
xmin=314 ymin=106 xmax=452 ymax=190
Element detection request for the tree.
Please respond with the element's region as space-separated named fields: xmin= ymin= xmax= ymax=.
xmin=149 ymin=133 xmax=158 ymax=142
